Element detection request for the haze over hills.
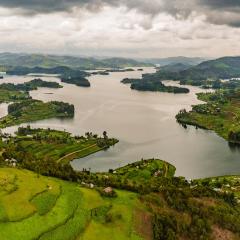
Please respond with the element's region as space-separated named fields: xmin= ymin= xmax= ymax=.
xmin=177 ymin=56 xmax=240 ymax=81
xmin=158 ymin=63 xmax=192 ymax=72
xmin=150 ymin=56 xmax=240 ymax=85
xmin=142 ymin=56 xmax=207 ymax=66
xmin=0 ymin=52 xmax=151 ymax=70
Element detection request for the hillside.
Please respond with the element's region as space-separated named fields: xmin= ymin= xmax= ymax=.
xmin=158 ymin=63 xmax=192 ymax=72
xmin=0 ymin=53 xmax=151 ymax=69
xmin=179 ymin=56 xmax=240 ymax=83
xmin=0 ymin=168 xmax=145 ymax=240
xmin=0 ymin=160 xmax=239 ymax=240
xmin=150 ymin=56 xmax=240 ymax=86
xmin=143 ymin=56 xmax=206 ymax=66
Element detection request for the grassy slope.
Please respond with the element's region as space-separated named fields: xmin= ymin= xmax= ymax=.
xmin=115 ymin=159 xmax=176 ymax=179
xmin=10 ymin=128 xmax=117 ymax=164
xmin=0 ymin=163 xmax=239 ymax=240
xmin=0 ymin=168 xmax=146 ymax=240
xmin=18 ymin=138 xmax=101 ymax=163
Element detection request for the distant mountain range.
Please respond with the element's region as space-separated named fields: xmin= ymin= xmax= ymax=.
xmin=178 ymin=56 xmax=240 ymax=81
xmin=142 ymin=56 xmax=207 ymax=66
xmin=0 ymin=52 xmax=151 ymax=69
xmin=158 ymin=63 xmax=192 ymax=72
xmin=151 ymin=56 xmax=240 ymax=86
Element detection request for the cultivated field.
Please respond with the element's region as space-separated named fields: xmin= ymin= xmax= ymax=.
xmin=0 ymin=168 xmax=147 ymax=240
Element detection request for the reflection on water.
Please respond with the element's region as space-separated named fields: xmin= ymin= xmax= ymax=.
xmin=1 ymin=68 xmax=240 ymax=179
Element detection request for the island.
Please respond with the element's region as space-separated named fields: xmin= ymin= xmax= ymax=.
xmin=0 ymin=78 xmax=62 ymax=92
xmin=61 ymin=74 xmax=90 ymax=87
xmin=4 ymin=65 xmax=91 ymax=88
xmin=121 ymin=77 xmax=190 ymax=93
xmin=176 ymin=89 xmax=240 ymax=144
xmin=0 ymin=100 xmax=74 ymax=128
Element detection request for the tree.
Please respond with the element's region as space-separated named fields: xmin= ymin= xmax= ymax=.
xmin=103 ymin=131 xmax=108 ymax=140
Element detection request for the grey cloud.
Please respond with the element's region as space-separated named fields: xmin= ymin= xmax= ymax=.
xmin=1 ymin=0 xmax=240 ymax=27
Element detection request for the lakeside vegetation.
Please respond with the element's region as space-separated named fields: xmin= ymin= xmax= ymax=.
xmin=3 ymin=65 xmax=91 ymax=88
xmin=0 ymin=159 xmax=239 ymax=240
xmin=122 ymin=77 xmax=189 ymax=93
xmin=0 ymin=89 xmax=30 ymax=103
xmin=0 ymin=55 xmax=240 ymax=240
xmin=0 ymin=79 xmax=62 ymax=92
xmin=0 ymin=78 xmax=63 ymax=104
xmin=1 ymin=126 xmax=118 ymax=177
xmin=61 ymin=74 xmax=90 ymax=87
xmin=0 ymin=100 xmax=74 ymax=128
xmin=176 ymin=89 xmax=240 ymax=144
xmin=0 ymin=124 xmax=239 ymax=240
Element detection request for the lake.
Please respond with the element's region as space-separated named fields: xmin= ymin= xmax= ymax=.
xmin=1 ymin=68 xmax=240 ymax=179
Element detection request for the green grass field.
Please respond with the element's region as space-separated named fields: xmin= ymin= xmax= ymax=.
xmin=0 ymin=168 xmax=147 ymax=240
xmin=0 ymin=165 xmax=239 ymax=240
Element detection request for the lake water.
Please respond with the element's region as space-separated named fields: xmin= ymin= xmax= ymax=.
xmin=1 ymin=68 xmax=240 ymax=179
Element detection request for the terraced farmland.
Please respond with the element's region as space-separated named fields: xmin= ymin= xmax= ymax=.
xmin=0 ymin=168 xmax=147 ymax=240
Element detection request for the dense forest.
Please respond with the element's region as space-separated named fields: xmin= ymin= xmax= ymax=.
xmin=122 ymin=76 xmax=189 ymax=93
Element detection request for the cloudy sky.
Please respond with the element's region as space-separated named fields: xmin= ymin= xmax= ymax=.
xmin=0 ymin=0 xmax=240 ymax=58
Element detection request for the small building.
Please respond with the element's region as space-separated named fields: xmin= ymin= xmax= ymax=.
xmin=104 ymin=187 xmax=113 ymax=194
xmin=154 ymin=170 xmax=163 ymax=177
xmin=10 ymin=158 xmax=17 ymax=167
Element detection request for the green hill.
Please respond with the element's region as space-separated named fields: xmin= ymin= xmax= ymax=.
xmin=179 ymin=57 xmax=240 ymax=83
xmin=142 ymin=56 xmax=206 ymax=66
xmin=0 ymin=168 xmax=145 ymax=240
xmin=158 ymin=63 xmax=191 ymax=72
xmin=0 ymin=158 xmax=239 ymax=240
xmin=148 ymin=56 xmax=240 ymax=87
xmin=0 ymin=53 xmax=151 ymax=69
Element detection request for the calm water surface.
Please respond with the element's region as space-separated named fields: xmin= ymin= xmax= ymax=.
xmin=1 ymin=68 xmax=240 ymax=179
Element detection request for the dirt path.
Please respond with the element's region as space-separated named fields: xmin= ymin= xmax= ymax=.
xmin=57 ymin=144 xmax=98 ymax=163
xmin=164 ymin=163 xmax=169 ymax=177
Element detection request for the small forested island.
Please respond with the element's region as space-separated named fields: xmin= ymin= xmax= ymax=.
xmin=91 ymin=68 xmax=135 ymax=75
xmin=61 ymin=74 xmax=90 ymax=87
xmin=176 ymin=89 xmax=240 ymax=144
xmin=122 ymin=77 xmax=190 ymax=93
xmin=0 ymin=100 xmax=74 ymax=128
xmin=4 ymin=65 xmax=91 ymax=88
xmin=0 ymin=79 xmax=62 ymax=92
xmin=91 ymin=71 xmax=110 ymax=75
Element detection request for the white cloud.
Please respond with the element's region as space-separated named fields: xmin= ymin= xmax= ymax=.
xmin=0 ymin=4 xmax=240 ymax=58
